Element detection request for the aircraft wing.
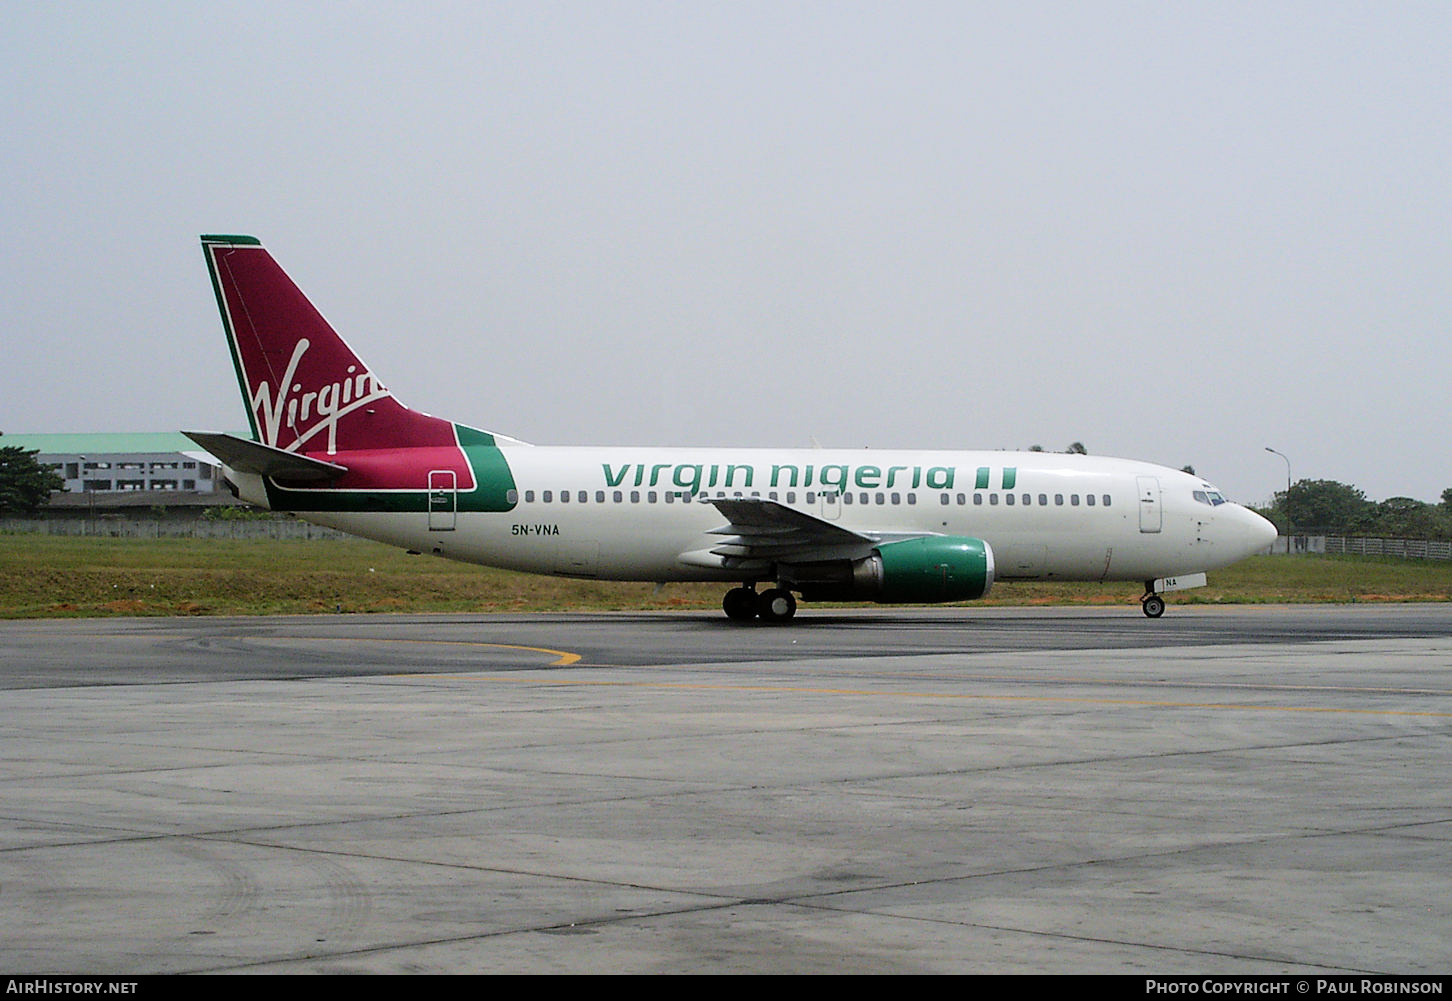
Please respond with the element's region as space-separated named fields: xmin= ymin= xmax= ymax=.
xmin=700 ymin=498 xmax=880 ymax=564
xmin=182 ymin=431 xmax=349 ymax=483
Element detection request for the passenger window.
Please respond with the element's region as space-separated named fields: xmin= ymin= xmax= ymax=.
xmin=989 ymin=494 xmax=998 ymax=506
xmin=560 ymin=491 xmax=570 ymax=503
xmin=1103 ymin=494 xmax=1111 ymax=507
xmin=664 ymin=492 xmax=674 ymax=504
xmin=974 ymin=493 xmax=982 ymax=505
xmin=543 ymin=490 xmax=553 ymax=503
xmin=1022 ymin=494 xmax=1030 ymax=505
xmin=906 ymin=493 xmax=916 ymax=505
xmin=806 ymin=491 xmax=816 ymax=504
xmin=1071 ymin=494 xmax=1080 ymax=506
xmin=890 ymin=492 xmax=901 ymax=505
xmin=843 ymin=492 xmax=853 ymax=505
xmin=875 ymin=492 xmax=885 ymax=505
xmin=613 ymin=491 xmax=622 ymax=503
xmin=1086 ymin=494 xmax=1095 ymax=506
xmin=525 ymin=490 xmax=536 ymax=502
xmin=957 ymin=493 xmax=966 ymax=505
xmin=630 ymin=491 xmax=640 ymax=503
xmin=940 ymin=493 xmax=950 ymax=506
xmin=1055 ymin=494 xmax=1064 ymax=506
xmin=1038 ymin=494 xmax=1047 ymax=506
xmin=648 ymin=491 xmax=658 ymax=503
xmin=1005 ymin=493 xmax=1015 ymax=506
xmin=596 ymin=491 xmax=605 ymax=503
xmin=507 ymin=489 xmax=518 ymax=504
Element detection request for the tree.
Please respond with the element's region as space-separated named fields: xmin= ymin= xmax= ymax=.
xmin=1277 ymin=479 xmax=1374 ymax=534
xmin=1066 ymin=442 xmax=1087 ymax=455
xmin=1372 ymin=497 xmax=1438 ymax=539
xmin=0 ymin=446 xmax=64 ymax=514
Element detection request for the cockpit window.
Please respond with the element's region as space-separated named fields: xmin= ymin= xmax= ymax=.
xmin=1194 ymin=486 xmax=1228 ymax=506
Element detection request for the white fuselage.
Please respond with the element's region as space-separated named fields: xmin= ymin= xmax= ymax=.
xmin=235 ymin=446 xmax=1275 ymax=585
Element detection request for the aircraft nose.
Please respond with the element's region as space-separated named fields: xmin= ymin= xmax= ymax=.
xmin=1234 ymin=505 xmax=1278 ymax=557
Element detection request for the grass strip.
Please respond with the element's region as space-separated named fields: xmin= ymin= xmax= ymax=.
xmin=1 ymin=535 xmax=1449 ymax=619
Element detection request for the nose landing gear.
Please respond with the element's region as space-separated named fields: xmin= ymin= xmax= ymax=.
xmin=1141 ymin=583 xmax=1166 ymax=618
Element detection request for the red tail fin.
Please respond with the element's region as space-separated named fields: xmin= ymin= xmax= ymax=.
xmin=201 ymin=235 xmax=455 ymax=456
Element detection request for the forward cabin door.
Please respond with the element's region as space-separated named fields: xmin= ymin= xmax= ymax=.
xmin=1136 ymin=475 xmax=1162 ymax=533
xmin=428 ymin=469 xmax=457 ymax=531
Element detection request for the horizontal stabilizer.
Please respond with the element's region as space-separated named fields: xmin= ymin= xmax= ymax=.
xmin=182 ymin=432 xmax=349 ymax=482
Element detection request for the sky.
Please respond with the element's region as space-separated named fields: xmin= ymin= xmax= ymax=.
xmin=2 ymin=2 xmax=1448 ymax=506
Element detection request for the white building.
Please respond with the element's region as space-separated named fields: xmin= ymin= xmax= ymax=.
xmin=3 ymin=432 xmax=225 ymax=494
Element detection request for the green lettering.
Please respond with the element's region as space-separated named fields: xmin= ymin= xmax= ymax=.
xmin=725 ymin=464 xmax=754 ymax=487
xmin=771 ymin=464 xmax=800 ymax=487
xmin=603 ymin=463 xmax=629 ymax=487
xmin=673 ymin=464 xmax=703 ymax=494
xmin=855 ymin=465 xmax=881 ymax=488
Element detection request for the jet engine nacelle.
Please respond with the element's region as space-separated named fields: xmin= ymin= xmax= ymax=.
xmin=866 ymin=536 xmax=996 ymax=603
xmin=795 ymin=536 xmax=995 ymax=604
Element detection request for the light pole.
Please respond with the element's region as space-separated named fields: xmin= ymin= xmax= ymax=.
xmin=78 ymin=454 xmax=94 ymax=522
xmin=1265 ymin=447 xmax=1291 ymax=550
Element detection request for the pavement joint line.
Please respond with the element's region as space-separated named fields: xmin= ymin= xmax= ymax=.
xmin=377 ymin=671 xmax=1452 ymax=718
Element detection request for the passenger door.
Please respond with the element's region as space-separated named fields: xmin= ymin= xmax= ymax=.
xmin=1136 ymin=476 xmax=1162 ymax=533
xmin=428 ymin=469 xmax=457 ymax=531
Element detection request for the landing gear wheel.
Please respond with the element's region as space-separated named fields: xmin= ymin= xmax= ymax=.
xmin=723 ymin=587 xmax=759 ymax=622
xmin=1141 ymin=594 xmax=1166 ymax=618
xmin=757 ymin=587 xmax=797 ymax=623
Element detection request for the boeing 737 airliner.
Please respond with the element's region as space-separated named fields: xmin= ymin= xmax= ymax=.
xmin=186 ymin=235 xmax=1276 ymax=622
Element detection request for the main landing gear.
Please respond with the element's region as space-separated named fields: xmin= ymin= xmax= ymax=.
xmin=722 ymin=585 xmax=797 ymax=623
xmin=1140 ymin=582 xmax=1166 ymax=619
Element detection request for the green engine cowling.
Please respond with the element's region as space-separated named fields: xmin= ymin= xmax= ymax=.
xmin=868 ymin=536 xmax=995 ymax=603
xmin=788 ymin=536 xmax=995 ymax=604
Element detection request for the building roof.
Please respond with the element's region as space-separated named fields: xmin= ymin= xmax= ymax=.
xmin=2 ymin=432 xmax=238 ymax=455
